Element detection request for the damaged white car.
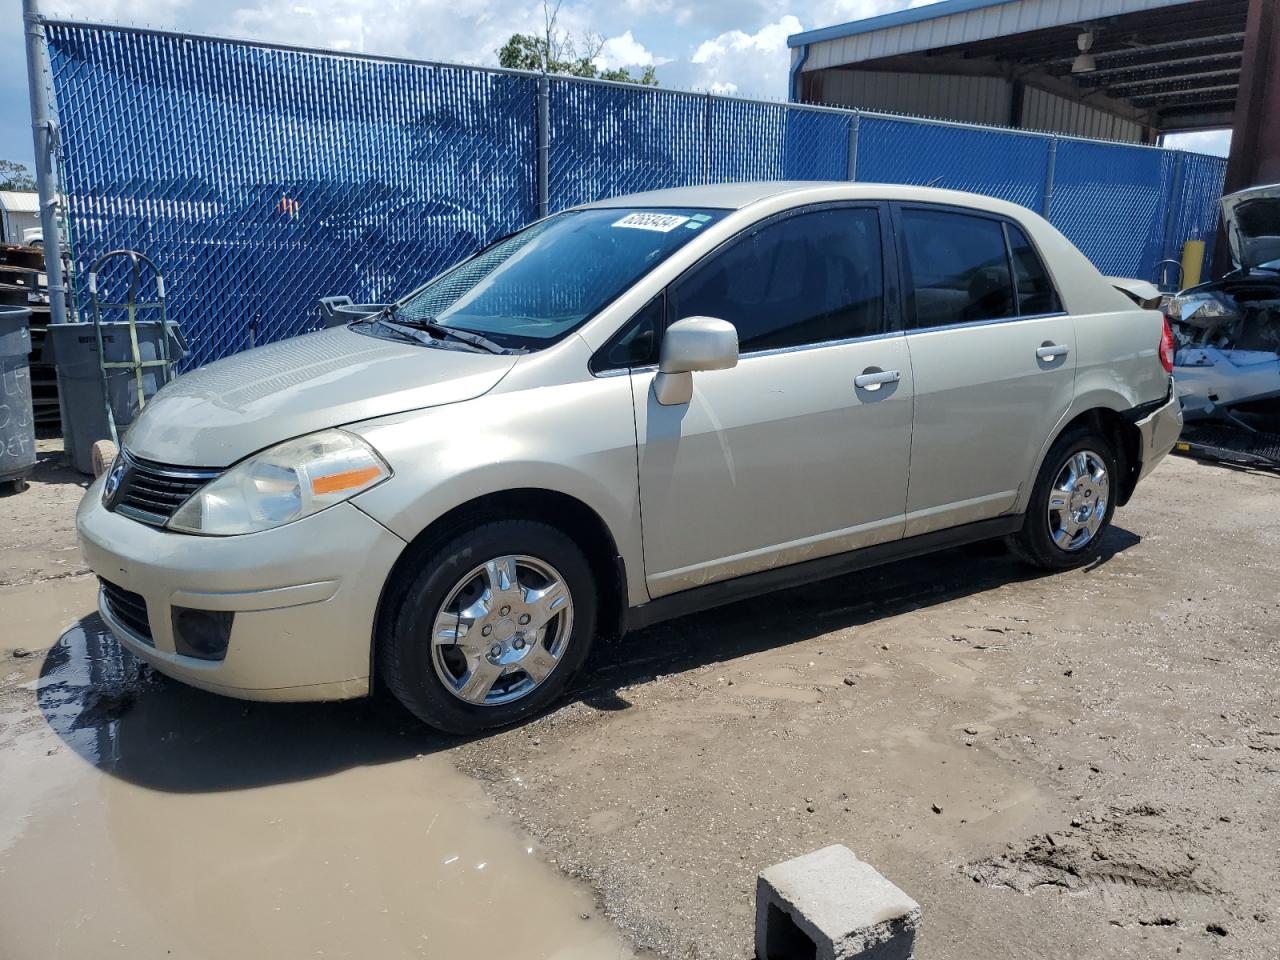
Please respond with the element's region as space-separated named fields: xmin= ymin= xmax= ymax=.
xmin=1167 ymin=184 xmax=1280 ymax=466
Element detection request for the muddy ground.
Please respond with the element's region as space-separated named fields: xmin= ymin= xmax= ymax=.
xmin=2 ymin=438 xmax=1277 ymax=959
xmin=0 ymin=440 xmax=636 ymax=959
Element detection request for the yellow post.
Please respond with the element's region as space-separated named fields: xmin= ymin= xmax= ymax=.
xmin=1181 ymin=240 xmax=1205 ymax=289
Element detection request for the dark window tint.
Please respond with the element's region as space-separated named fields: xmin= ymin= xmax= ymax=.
xmin=668 ymin=207 xmax=884 ymax=352
xmin=591 ymin=296 xmax=661 ymax=373
xmin=900 ymin=209 xmax=1015 ymax=328
xmin=1006 ymin=223 xmax=1061 ymax=315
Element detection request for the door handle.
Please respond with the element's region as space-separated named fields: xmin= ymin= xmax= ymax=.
xmin=854 ymin=368 xmax=901 ymax=390
xmin=1036 ymin=343 xmax=1069 ymax=360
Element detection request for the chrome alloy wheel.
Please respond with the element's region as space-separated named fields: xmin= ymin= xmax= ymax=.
xmin=1046 ymin=450 xmax=1110 ymax=552
xmin=430 ymin=555 xmax=573 ymax=706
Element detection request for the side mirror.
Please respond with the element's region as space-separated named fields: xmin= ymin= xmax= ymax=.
xmin=654 ymin=316 xmax=738 ymax=406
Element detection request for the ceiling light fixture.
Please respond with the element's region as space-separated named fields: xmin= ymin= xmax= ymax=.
xmin=1072 ymin=29 xmax=1097 ymax=73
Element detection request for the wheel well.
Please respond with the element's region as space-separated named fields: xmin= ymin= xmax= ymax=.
xmin=1055 ymin=407 xmax=1142 ymax=506
xmin=371 ymin=489 xmax=627 ymax=685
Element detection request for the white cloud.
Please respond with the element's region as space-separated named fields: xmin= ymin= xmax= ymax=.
xmin=36 ymin=0 xmax=932 ymax=101
xmin=45 ymin=0 xmax=194 ymax=24
xmin=688 ymin=14 xmax=800 ymax=98
xmin=594 ymin=30 xmax=670 ymax=70
xmin=220 ymin=0 xmax=523 ymax=64
xmin=691 ymin=15 xmax=799 ymax=64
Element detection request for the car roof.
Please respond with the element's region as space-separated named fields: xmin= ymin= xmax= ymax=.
xmin=575 ymin=180 xmax=1029 ymax=217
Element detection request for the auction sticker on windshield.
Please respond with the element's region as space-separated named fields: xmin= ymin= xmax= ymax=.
xmin=612 ymin=213 xmax=691 ymax=232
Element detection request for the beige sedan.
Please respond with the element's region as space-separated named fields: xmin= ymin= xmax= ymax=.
xmin=77 ymin=182 xmax=1182 ymax=734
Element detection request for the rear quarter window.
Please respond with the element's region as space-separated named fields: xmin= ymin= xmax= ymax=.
xmin=1006 ymin=223 xmax=1062 ymax=316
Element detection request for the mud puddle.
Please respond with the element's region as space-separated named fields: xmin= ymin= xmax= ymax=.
xmin=0 ymin=579 xmax=636 ymax=959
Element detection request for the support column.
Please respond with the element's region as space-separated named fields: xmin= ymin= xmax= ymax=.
xmin=1215 ymin=0 xmax=1280 ymax=274
xmin=22 ymin=0 xmax=69 ymax=325
xmin=535 ymin=74 xmax=550 ymax=218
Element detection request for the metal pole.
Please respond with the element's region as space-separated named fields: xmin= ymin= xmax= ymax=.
xmin=847 ymin=112 xmax=860 ymax=181
xmin=535 ymin=74 xmax=550 ymax=218
xmin=1160 ymin=151 xmax=1186 ymax=264
xmin=1041 ymin=137 xmax=1058 ymax=221
xmin=23 ymin=0 xmax=69 ymax=325
xmin=703 ymin=92 xmax=712 ymax=184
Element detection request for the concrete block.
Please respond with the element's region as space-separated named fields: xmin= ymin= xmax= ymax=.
xmin=756 ymin=844 xmax=920 ymax=960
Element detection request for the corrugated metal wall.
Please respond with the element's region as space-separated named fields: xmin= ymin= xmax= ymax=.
xmin=1020 ymin=86 xmax=1144 ymax=143
xmin=802 ymin=0 xmax=1190 ymax=70
xmin=814 ymin=72 xmax=1145 ymax=144
xmin=815 ymin=71 xmax=1012 ymax=127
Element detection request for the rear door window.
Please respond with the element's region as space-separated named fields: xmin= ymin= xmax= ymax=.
xmin=899 ymin=208 xmax=1015 ymax=328
xmin=667 ymin=206 xmax=885 ymax=352
xmin=1005 ymin=223 xmax=1062 ymax=316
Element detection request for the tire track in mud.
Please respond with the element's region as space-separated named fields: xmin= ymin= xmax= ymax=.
xmin=962 ymin=802 xmax=1231 ymax=931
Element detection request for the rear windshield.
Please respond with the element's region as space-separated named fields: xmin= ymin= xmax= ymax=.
xmin=394 ymin=207 xmax=726 ymax=348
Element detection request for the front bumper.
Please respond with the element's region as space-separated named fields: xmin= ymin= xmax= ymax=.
xmin=1133 ymin=381 xmax=1184 ymax=484
xmin=76 ymin=475 xmax=406 ymax=701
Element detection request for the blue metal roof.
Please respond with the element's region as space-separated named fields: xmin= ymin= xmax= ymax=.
xmin=787 ymin=0 xmax=1021 ymax=49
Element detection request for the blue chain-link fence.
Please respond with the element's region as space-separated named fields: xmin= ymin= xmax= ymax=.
xmin=1047 ymin=139 xmax=1181 ymax=279
xmin=46 ymin=23 xmax=537 ymax=368
xmin=854 ymin=115 xmax=1052 ymax=213
xmin=43 ymin=21 xmax=1228 ymax=370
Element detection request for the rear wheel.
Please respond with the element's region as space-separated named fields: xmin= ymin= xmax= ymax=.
xmin=1007 ymin=427 xmax=1117 ymax=571
xmin=379 ymin=520 xmax=596 ymax=735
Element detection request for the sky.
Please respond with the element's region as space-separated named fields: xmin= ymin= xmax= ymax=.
xmin=0 ymin=0 xmax=1229 ymax=173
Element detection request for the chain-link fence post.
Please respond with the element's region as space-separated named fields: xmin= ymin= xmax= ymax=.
xmin=22 ymin=0 xmax=69 ymax=325
xmin=1160 ymin=150 xmax=1186 ymax=265
xmin=1041 ymin=136 xmax=1058 ymax=220
xmin=536 ymin=74 xmax=550 ymax=218
xmin=703 ymin=91 xmax=713 ymax=184
xmin=847 ymin=111 xmax=860 ymax=181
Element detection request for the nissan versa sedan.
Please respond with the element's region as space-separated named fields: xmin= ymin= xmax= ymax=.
xmin=78 ymin=182 xmax=1183 ymax=734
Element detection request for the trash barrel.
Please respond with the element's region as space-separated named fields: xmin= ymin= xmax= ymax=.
xmin=45 ymin=320 xmax=187 ymax=475
xmin=318 ymin=296 xmax=387 ymax=328
xmin=0 ymin=305 xmax=36 ymax=492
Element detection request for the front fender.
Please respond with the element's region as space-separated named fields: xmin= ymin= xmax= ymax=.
xmin=346 ymin=375 xmax=647 ymax=606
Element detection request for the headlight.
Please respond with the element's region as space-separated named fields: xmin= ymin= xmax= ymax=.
xmin=1167 ymin=292 xmax=1233 ymax=325
xmin=101 ymin=454 xmax=125 ymax=506
xmin=168 ymin=429 xmax=390 ymax=535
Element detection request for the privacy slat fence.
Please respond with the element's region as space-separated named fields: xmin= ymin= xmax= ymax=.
xmin=42 ymin=20 xmax=1227 ymax=370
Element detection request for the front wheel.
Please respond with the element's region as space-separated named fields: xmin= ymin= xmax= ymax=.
xmin=1007 ymin=428 xmax=1117 ymax=571
xmin=379 ymin=520 xmax=597 ymax=735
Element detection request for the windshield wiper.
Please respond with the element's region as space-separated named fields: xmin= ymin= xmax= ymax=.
xmin=373 ymin=304 xmax=516 ymax=355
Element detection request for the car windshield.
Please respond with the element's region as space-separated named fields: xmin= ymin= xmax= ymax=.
xmin=388 ymin=207 xmax=726 ymax=348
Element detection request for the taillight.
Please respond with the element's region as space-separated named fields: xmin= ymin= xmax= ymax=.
xmin=1158 ymin=315 xmax=1175 ymax=373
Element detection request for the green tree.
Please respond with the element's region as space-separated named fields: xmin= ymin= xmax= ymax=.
xmin=0 ymin=160 xmax=36 ymax=192
xmin=496 ymin=1 xmax=657 ymax=85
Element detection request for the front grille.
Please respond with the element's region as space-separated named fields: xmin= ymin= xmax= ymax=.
xmin=111 ymin=452 xmax=221 ymax=527
xmin=100 ymin=578 xmax=154 ymax=645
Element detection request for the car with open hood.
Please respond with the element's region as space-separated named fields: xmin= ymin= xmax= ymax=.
xmin=1166 ymin=184 xmax=1280 ymax=466
xmin=77 ymin=182 xmax=1182 ymax=734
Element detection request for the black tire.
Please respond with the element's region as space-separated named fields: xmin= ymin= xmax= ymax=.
xmin=1007 ymin=426 xmax=1118 ymax=571
xmin=378 ymin=519 xmax=597 ymax=735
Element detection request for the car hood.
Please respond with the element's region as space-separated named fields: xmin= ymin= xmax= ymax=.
xmin=123 ymin=325 xmax=518 ymax=467
xmin=1221 ymin=184 xmax=1280 ymax=270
